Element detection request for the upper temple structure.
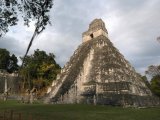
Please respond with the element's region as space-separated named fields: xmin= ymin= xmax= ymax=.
xmin=82 ymin=19 xmax=108 ymax=42
xmin=45 ymin=19 xmax=159 ymax=106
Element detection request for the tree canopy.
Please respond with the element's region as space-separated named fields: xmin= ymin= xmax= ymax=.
xmin=150 ymin=75 xmax=160 ymax=97
xmin=0 ymin=48 xmax=19 ymax=73
xmin=141 ymin=75 xmax=151 ymax=89
xmin=146 ymin=65 xmax=160 ymax=97
xmin=0 ymin=0 xmax=54 ymax=69
xmin=20 ymin=49 xmax=61 ymax=90
xmin=145 ymin=65 xmax=160 ymax=77
xmin=0 ymin=0 xmax=53 ymax=37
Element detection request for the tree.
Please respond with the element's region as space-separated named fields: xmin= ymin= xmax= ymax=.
xmin=146 ymin=65 xmax=160 ymax=97
xmin=0 ymin=48 xmax=10 ymax=70
xmin=8 ymin=54 xmax=19 ymax=73
xmin=150 ymin=75 xmax=160 ymax=97
xmin=0 ymin=0 xmax=54 ymax=68
xmin=141 ymin=75 xmax=151 ymax=89
xmin=145 ymin=65 xmax=160 ymax=77
xmin=0 ymin=48 xmax=19 ymax=73
xmin=0 ymin=0 xmax=18 ymax=36
xmin=20 ymin=49 xmax=61 ymax=90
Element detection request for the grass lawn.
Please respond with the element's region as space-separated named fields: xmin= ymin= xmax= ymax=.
xmin=0 ymin=100 xmax=160 ymax=120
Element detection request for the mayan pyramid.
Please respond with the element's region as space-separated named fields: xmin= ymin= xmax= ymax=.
xmin=45 ymin=19 xmax=159 ymax=106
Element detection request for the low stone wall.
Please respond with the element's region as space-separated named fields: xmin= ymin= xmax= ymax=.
xmin=0 ymin=75 xmax=20 ymax=94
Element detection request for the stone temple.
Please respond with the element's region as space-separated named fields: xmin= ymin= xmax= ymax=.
xmin=45 ymin=19 xmax=159 ymax=106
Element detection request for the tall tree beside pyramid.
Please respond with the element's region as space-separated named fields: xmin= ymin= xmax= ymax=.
xmin=45 ymin=19 xmax=159 ymax=107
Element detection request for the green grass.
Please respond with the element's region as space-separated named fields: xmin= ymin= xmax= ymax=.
xmin=0 ymin=100 xmax=160 ymax=120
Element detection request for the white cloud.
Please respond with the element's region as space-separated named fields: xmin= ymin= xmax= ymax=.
xmin=1 ymin=0 xmax=160 ymax=75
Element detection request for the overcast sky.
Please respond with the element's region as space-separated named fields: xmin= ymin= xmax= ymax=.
xmin=0 ymin=0 xmax=160 ymax=75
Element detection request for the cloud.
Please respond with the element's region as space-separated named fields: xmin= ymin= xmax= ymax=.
xmin=31 ymin=30 xmax=80 ymax=66
xmin=0 ymin=36 xmax=25 ymax=56
xmin=102 ymin=0 xmax=160 ymax=74
xmin=1 ymin=0 xmax=160 ymax=75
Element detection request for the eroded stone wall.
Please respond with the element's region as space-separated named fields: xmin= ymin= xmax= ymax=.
xmin=0 ymin=72 xmax=20 ymax=94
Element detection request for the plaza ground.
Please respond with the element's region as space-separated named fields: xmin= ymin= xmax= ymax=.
xmin=0 ymin=100 xmax=160 ymax=120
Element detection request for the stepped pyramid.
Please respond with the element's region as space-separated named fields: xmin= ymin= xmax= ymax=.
xmin=45 ymin=19 xmax=159 ymax=106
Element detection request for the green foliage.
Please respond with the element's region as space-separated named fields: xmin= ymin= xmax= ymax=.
xmin=0 ymin=0 xmax=53 ymax=37
xmin=1 ymin=0 xmax=53 ymax=69
xmin=0 ymin=0 xmax=18 ymax=36
xmin=0 ymin=48 xmax=19 ymax=73
xmin=141 ymin=75 xmax=151 ymax=89
xmin=20 ymin=49 xmax=61 ymax=89
xmin=146 ymin=65 xmax=160 ymax=97
xmin=150 ymin=75 xmax=160 ymax=97
xmin=0 ymin=101 xmax=160 ymax=120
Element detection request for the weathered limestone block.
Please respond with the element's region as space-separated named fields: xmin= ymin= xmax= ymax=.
xmin=82 ymin=19 xmax=108 ymax=42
